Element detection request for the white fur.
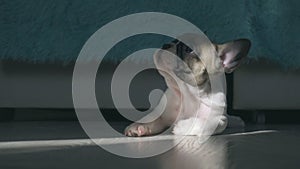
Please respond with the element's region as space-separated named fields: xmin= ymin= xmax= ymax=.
xmin=173 ymin=118 xmax=203 ymax=136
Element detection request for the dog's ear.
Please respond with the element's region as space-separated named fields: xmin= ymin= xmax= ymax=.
xmin=215 ymin=39 xmax=251 ymax=73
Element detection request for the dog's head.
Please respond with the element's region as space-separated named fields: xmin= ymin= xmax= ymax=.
xmin=154 ymin=34 xmax=251 ymax=92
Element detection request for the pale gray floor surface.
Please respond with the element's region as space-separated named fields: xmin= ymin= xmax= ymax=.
xmin=0 ymin=121 xmax=300 ymax=169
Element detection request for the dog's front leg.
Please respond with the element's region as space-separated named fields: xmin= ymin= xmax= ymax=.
xmin=124 ymin=89 xmax=179 ymax=137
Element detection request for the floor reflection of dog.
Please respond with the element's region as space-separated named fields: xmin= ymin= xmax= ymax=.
xmin=162 ymin=137 xmax=227 ymax=169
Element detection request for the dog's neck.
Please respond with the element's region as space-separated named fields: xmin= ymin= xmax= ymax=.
xmin=182 ymin=79 xmax=226 ymax=109
xmin=197 ymin=81 xmax=211 ymax=97
xmin=183 ymin=80 xmax=211 ymax=98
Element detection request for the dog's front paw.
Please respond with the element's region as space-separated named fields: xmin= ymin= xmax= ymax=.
xmin=124 ymin=123 xmax=151 ymax=137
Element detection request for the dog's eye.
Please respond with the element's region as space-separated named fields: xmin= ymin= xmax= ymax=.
xmin=185 ymin=46 xmax=193 ymax=53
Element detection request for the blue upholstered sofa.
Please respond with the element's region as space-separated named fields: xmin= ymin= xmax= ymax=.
xmin=0 ymin=1 xmax=299 ymax=111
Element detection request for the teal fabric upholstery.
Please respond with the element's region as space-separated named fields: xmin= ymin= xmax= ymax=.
xmin=0 ymin=0 xmax=299 ymax=67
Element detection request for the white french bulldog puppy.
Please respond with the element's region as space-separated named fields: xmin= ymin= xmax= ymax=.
xmin=125 ymin=34 xmax=251 ymax=137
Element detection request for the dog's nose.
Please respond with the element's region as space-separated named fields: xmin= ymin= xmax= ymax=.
xmin=162 ymin=44 xmax=172 ymax=49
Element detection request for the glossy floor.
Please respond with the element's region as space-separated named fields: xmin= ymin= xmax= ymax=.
xmin=0 ymin=121 xmax=299 ymax=169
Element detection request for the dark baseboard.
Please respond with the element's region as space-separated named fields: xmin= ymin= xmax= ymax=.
xmin=0 ymin=108 xmax=15 ymax=121
xmin=1 ymin=108 xmax=299 ymax=125
xmin=231 ymin=110 xmax=300 ymax=124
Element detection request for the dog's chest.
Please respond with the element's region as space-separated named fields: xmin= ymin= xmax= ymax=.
xmin=174 ymin=86 xmax=226 ymax=120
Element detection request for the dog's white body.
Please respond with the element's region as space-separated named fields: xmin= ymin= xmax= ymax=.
xmin=125 ymin=75 xmax=243 ymax=137
xmin=125 ymin=36 xmax=250 ymax=137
